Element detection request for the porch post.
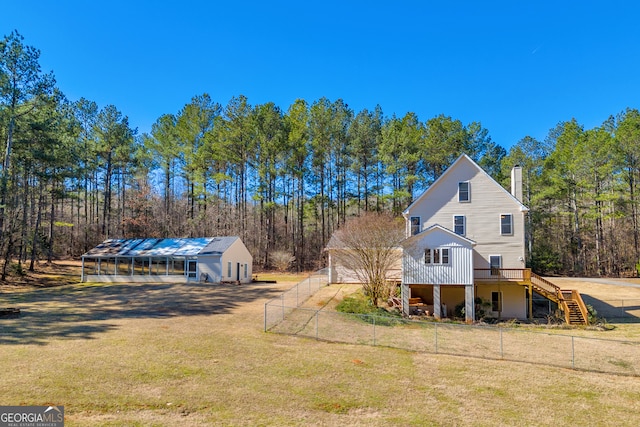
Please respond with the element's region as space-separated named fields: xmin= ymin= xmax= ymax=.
xmin=528 ymin=284 xmax=533 ymax=321
xmin=401 ymin=284 xmax=410 ymax=316
xmin=433 ymin=284 xmax=441 ymax=319
xmin=465 ymin=284 xmax=474 ymax=323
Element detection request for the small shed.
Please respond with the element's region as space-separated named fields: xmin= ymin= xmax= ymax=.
xmin=81 ymin=237 xmax=253 ymax=283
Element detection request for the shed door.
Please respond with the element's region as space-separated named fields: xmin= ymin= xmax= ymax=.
xmin=187 ymin=260 xmax=197 ymax=280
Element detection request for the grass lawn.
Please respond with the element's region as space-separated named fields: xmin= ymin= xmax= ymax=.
xmin=1 ymin=263 xmax=640 ymax=425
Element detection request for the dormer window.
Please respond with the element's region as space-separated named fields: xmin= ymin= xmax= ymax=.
xmin=458 ymin=182 xmax=470 ymax=202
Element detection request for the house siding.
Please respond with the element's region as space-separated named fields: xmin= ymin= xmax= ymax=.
xmin=405 ymin=156 xmax=526 ymax=269
xmin=327 ymin=248 xmax=402 ymax=284
xmin=197 ymin=255 xmax=223 ymax=282
xmin=219 ymin=239 xmax=253 ymax=283
xmin=476 ymin=284 xmax=526 ymax=319
xmin=403 ymin=240 xmax=473 ymax=285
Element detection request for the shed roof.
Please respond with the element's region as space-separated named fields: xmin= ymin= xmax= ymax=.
xmin=82 ymin=237 xmax=240 ymax=258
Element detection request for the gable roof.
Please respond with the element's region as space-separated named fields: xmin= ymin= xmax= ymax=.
xmin=82 ymin=237 xmax=241 ymax=258
xmin=402 ymin=153 xmax=529 ymax=216
xmin=400 ymin=224 xmax=476 ymax=248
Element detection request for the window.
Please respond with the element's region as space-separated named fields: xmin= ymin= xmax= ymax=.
xmin=454 ymin=215 xmax=465 ymax=235
xmin=244 ymin=263 xmax=248 ymax=279
xmin=490 ymin=255 xmax=501 ymax=275
xmin=458 ymin=182 xmax=470 ymax=202
xmin=410 ymin=217 xmax=421 ymax=236
xmin=491 ymin=291 xmax=502 ymax=312
xmin=442 ymin=248 xmax=450 ymax=264
xmin=501 ymin=214 xmax=513 ymax=235
xmin=425 ymin=247 xmax=450 ymax=265
xmin=227 ymin=261 xmax=232 ymax=278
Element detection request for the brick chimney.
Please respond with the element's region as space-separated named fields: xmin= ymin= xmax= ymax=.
xmin=511 ymin=165 xmax=523 ymax=201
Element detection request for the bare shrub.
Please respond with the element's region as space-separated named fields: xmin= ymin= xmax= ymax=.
xmin=329 ymin=212 xmax=404 ymax=306
xmin=271 ymin=250 xmax=295 ymax=272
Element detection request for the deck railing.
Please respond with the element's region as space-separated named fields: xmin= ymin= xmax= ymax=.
xmin=474 ymin=268 xmax=530 ymax=281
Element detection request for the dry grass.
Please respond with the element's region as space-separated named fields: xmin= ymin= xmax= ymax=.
xmin=1 ymin=266 xmax=640 ymax=425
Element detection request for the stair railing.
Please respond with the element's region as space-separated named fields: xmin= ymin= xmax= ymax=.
xmin=530 ymin=272 xmax=561 ymax=300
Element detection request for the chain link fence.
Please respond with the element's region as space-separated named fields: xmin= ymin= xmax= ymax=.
xmin=264 ymin=269 xmax=329 ymax=332
xmin=584 ymin=298 xmax=640 ymax=321
xmin=265 ymin=275 xmax=640 ymax=376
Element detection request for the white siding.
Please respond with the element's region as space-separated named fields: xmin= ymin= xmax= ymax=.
xmin=197 ymin=255 xmax=222 ymax=282
xmin=406 ymin=156 xmax=526 ymax=269
xmin=219 ymin=239 xmax=253 ymax=283
xmin=327 ymin=248 xmax=402 ymax=284
xmin=402 ymin=229 xmax=474 ymax=285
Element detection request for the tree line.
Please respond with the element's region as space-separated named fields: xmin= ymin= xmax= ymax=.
xmin=1 ymin=30 xmax=639 ymax=277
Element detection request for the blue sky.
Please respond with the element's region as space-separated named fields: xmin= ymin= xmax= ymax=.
xmin=2 ymin=1 xmax=639 ymax=149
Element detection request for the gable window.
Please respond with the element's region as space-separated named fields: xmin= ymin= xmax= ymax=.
xmin=410 ymin=217 xmax=421 ymax=236
xmin=454 ymin=215 xmax=465 ymax=235
xmin=501 ymin=214 xmax=513 ymax=235
xmin=458 ymin=181 xmax=470 ymax=202
xmin=425 ymin=247 xmax=450 ymax=265
xmin=491 ymin=291 xmax=502 ymax=312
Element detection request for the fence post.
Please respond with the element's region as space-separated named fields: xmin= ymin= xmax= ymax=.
xmin=373 ymin=316 xmax=376 ymax=346
xmin=435 ymin=323 xmax=438 ymax=353
xmin=571 ymin=336 xmax=575 ymax=369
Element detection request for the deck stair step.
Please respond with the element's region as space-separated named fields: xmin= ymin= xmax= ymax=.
xmin=564 ymin=299 xmax=587 ymax=325
xmin=530 ymin=273 xmax=589 ymax=325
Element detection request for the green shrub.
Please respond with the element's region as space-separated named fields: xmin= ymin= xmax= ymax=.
xmin=336 ymin=291 xmax=375 ymax=315
xmin=336 ymin=290 xmax=403 ymax=325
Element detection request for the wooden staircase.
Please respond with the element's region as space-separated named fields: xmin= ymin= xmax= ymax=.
xmin=564 ymin=299 xmax=587 ymax=325
xmin=530 ymin=273 xmax=589 ymax=326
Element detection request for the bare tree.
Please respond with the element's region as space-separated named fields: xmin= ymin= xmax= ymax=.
xmin=329 ymin=212 xmax=405 ymax=306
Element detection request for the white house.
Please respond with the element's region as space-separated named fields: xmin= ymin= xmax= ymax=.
xmin=81 ymin=236 xmax=253 ymax=284
xmin=401 ymin=154 xmax=588 ymax=324
xmin=326 ymin=154 xmax=588 ymax=324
